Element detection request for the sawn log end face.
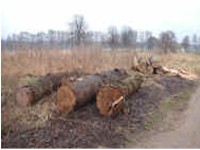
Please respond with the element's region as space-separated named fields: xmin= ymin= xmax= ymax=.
xmin=56 ymin=85 xmax=76 ymax=114
xmin=96 ymin=86 xmax=125 ymax=117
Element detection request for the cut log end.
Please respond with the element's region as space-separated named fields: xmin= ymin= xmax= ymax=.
xmin=96 ymin=86 xmax=125 ymax=116
xmin=56 ymin=86 xmax=76 ymax=113
xmin=16 ymin=87 xmax=34 ymax=106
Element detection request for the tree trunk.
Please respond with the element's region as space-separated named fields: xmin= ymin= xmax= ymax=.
xmin=96 ymin=72 xmax=144 ymax=116
xmin=56 ymin=68 xmax=128 ymax=113
xmin=16 ymin=71 xmax=87 ymax=106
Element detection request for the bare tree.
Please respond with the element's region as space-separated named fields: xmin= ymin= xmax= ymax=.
xmin=199 ymin=36 xmax=200 ymax=51
xmin=147 ymin=36 xmax=158 ymax=50
xmin=48 ymin=30 xmax=56 ymax=49
xmin=144 ymin=31 xmax=152 ymax=50
xmin=37 ymin=32 xmax=45 ymax=49
xmin=69 ymin=15 xmax=88 ymax=48
xmin=121 ymin=26 xmax=137 ymax=49
xmin=159 ymin=31 xmax=177 ymax=53
xmin=108 ymin=26 xmax=119 ymax=49
xmin=192 ymin=34 xmax=198 ymax=51
xmin=138 ymin=31 xmax=152 ymax=50
xmin=144 ymin=31 xmax=152 ymax=41
xmin=139 ymin=31 xmax=145 ymax=49
xmin=181 ymin=35 xmax=190 ymax=50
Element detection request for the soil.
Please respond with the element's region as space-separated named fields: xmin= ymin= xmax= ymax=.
xmin=1 ymin=73 xmax=197 ymax=148
xmin=128 ymin=86 xmax=200 ymax=148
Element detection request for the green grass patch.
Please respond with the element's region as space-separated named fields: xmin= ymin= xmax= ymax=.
xmin=144 ymin=88 xmax=195 ymax=130
xmin=24 ymin=76 xmax=39 ymax=86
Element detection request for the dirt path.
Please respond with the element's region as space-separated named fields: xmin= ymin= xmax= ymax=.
xmin=129 ymin=86 xmax=200 ymax=148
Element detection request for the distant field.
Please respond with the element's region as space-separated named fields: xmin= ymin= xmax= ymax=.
xmin=2 ymin=49 xmax=200 ymax=77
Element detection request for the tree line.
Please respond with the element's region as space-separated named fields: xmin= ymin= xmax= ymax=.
xmin=1 ymin=15 xmax=200 ymax=52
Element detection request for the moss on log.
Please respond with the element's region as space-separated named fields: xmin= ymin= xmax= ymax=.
xmin=16 ymin=71 xmax=87 ymax=106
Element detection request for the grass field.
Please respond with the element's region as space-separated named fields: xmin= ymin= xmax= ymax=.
xmin=1 ymin=49 xmax=200 ymax=148
xmin=2 ymin=49 xmax=200 ymax=77
xmin=2 ymin=49 xmax=200 ymax=100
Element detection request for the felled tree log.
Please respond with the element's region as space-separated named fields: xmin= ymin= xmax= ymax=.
xmin=160 ymin=67 xmax=198 ymax=80
xmin=147 ymin=55 xmax=197 ymax=79
xmin=56 ymin=68 xmax=128 ymax=113
xmin=96 ymin=73 xmax=144 ymax=116
xmin=16 ymin=71 xmax=87 ymax=106
xmin=132 ymin=56 xmax=198 ymax=80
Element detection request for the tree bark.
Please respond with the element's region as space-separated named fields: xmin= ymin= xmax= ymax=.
xmin=16 ymin=71 xmax=87 ymax=106
xmin=96 ymin=72 xmax=144 ymax=116
xmin=56 ymin=68 xmax=128 ymax=113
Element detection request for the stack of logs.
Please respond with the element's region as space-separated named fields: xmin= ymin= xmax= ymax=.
xmin=16 ymin=56 xmax=198 ymax=117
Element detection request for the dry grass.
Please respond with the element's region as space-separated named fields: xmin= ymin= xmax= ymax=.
xmin=2 ymin=50 xmax=200 ymax=78
xmin=1 ymin=49 xmax=137 ymax=77
xmin=2 ymin=49 xmax=200 ymax=148
xmin=2 ymin=49 xmax=200 ymax=131
xmin=2 ymin=49 xmax=200 ymax=96
xmin=1 ymin=49 xmax=139 ymax=135
xmin=2 ymin=49 xmax=200 ymax=99
xmin=159 ymin=52 xmax=200 ymax=76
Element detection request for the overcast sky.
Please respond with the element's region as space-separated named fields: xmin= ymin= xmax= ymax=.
xmin=1 ymin=0 xmax=200 ymax=40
